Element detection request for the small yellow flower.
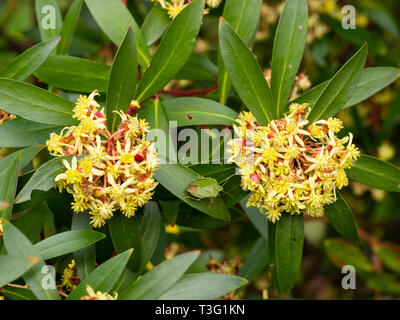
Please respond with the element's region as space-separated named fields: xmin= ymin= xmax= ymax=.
xmin=80 ymin=285 xmax=117 ymax=300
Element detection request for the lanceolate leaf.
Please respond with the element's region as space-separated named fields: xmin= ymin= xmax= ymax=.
xmin=34 ymin=56 xmax=110 ymax=93
xmin=34 ymin=230 xmax=106 ymax=260
xmin=346 ymin=155 xmax=400 ymax=192
xmin=16 ymin=156 xmax=72 ymax=203
xmin=0 ymin=37 xmax=60 ymax=81
xmin=35 ymin=0 xmax=62 ymax=41
xmin=84 ymin=0 xmax=150 ymax=66
xmin=2 ymin=220 xmax=60 ymax=300
xmin=292 ymin=67 xmax=400 ymax=110
xmin=176 ymin=54 xmax=217 ymax=82
xmin=67 ymin=249 xmax=133 ymax=300
xmin=120 ymin=251 xmax=200 ymax=300
xmin=217 ymin=0 xmax=263 ymax=104
xmin=325 ymin=192 xmax=360 ymax=244
xmin=271 ymin=0 xmax=308 ymax=117
xmin=141 ymin=2 xmax=170 ymax=46
xmin=0 ymin=256 xmax=40 ymax=288
xmin=159 ymin=273 xmax=247 ymax=300
xmin=155 ymin=164 xmax=231 ymax=221
xmin=14 ymin=203 xmax=49 ymax=243
xmin=269 ymin=214 xmax=304 ymax=294
xmin=136 ymin=0 xmax=204 ymax=101
xmin=240 ymin=195 xmax=268 ymax=240
xmin=307 ymin=44 xmax=368 ymax=123
xmin=0 ymin=78 xmax=76 ymax=126
xmin=238 ymin=236 xmax=269 ymax=282
xmin=219 ymin=19 xmax=275 ymax=125
xmin=106 ymin=28 xmax=138 ymax=132
xmin=0 ymin=118 xmax=63 ymax=148
xmin=56 ymin=0 xmax=83 ymax=55
xmin=163 ymin=97 xmax=238 ymax=127
xmin=0 ymin=152 xmax=20 ymax=220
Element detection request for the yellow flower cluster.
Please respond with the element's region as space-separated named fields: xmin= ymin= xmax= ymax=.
xmin=60 ymin=260 xmax=80 ymax=291
xmin=151 ymin=0 xmax=222 ymax=19
xmin=0 ymin=109 xmax=15 ymax=125
xmin=229 ymin=103 xmax=360 ymax=223
xmin=80 ymin=285 xmax=117 ymax=300
xmin=46 ymin=91 xmax=159 ymax=228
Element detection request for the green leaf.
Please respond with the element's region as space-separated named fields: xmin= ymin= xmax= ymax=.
xmin=0 ymin=152 xmax=20 ymax=220
xmin=2 ymin=220 xmax=60 ymax=300
xmin=16 ymin=156 xmax=72 ymax=203
xmin=84 ymin=0 xmax=150 ymax=66
xmin=14 ymin=203 xmax=49 ymax=243
xmin=35 ymin=0 xmax=62 ymax=41
xmin=238 ymin=236 xmax=268 ymax=282
xmin=218 ymin=19 xmax=275 ymax=125
xmin=141 ymin=2 xmax=170 ymax=46
xmin=271 ymin=0 xmax=308 ymax=117
xmin=56 ymin=0 xmax=83 ymax=55
xmin=270 ymin=214 xmax=304 ymax=294
xmin=34 ymin=230 xmax=105 ymax=260
xmin=346 ymin=155 xmax=400 ymax=192
xmin=34 ymin=56 xmax=110 ymax=93
xmin=159 ymin=273 xmax=247 ymax=300
xmin=18 ymin=145 xmax=46 ymax=170
xmin=0 ymin=37 xmax=60 ymax=81
xmin=176 ymin=54 xmax=217 ymax=82
xmin=0 ymin=78 xmax=76 ymax=125
xmin=67 ymin=249 xmax=133 ymax=300
xmin=1 ymin=287 xmax=38 ymax=300
xmin=292 ymin=67 xmax=400 ymax=110
xmin=218 ymin=0 xmax=262 ymax=104
xmin=155 ymin=164 xmax=231 ymax=221
xmin=120 ymin=251 xmax=200 ymax=300
xmin=374 ymin=245 xmax=400 ymax=274
xmin=325 ymin=192 xmax=360 ymax=244
xmin=135 ymin=0 xmax=204 ymax=101
xmin=109 ymin=202 xmax=161 ymax=273
xmin=159 ymin=200 xmax=180 ymax=225
xmin=240 ymin=195 xmax=268 ymax=240
xmin=307 ymin=44 xmax=368 ymax=122
xmin=71 ymin=212 xmax=96 ymax=281
xmin=163 ymin=97 xmax=238 ymax=127
xmin=0 ymin=255 xmax=40 ymax=288
xmin=106 ymin=28 xmax=138 ymax=132
xmin=324 ymin=238 xmax=373 ymax=272
xmin=0 ymin=118 xmax=63 ymax=148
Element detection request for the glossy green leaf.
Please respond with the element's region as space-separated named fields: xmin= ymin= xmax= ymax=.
xmin=324 ymin=238 xmax=373 ymax=272
xmin=14 ymin=203 xmax=49 ymax=243
xmin=71 ymin=212 xmax=96 ymax=281
xmin=271 ymin=0 xmax=308 ymax=117
xmin=0 ymin=37 xmax=60 ymax=81
xmin=0 ymin=78 xmax=76 ymax=125
xmin=67 ymin=249 xmax=133 ymax=300
xmin=218 ymin=0 xmax=262 ymax=104
xmin=109 ymin=202 xmax=161 ymax=273
xmin=18 ymin=145 xmax=45 ymax=170
xmin=0 ymin=255 xmax=40 ymax=288
xmin=325 ymin=193 xmax=359 ymax=244
xmin=240 ymin=195 xmax=268 ymax=240
xmin=219 ymin=19 xmax=275 ymax=125
xmin=34 ymin=56 xmax=110 ymax=93
xmin=155 ymin=164 xmax=230 ymax=221
xmin=1 ymin=287 xmax=38 ymax=300
xmin=270 ymin=214 xmax=304 ymax=294
xmin=159 ymin=200 xmax=180 ymax=225
xmin=84 ymin=0 xmax=150 ymax=66
xmin=141 ymin=2 xmax=169 ymax=46
xmin=2 ymin=220 xmax=60 ymax=300
xmin=0 ymin=118 xmax=63 ymax=148
xmin=120 ymin=251 xmax=200 ymax=300
xmin=0 ymin=152 xmax=20 ymax=220
xmin=136 ymin=0 xmax=204 ymax=101
xmin=163 ymin=97 xmax=238 ymax=127
xmin=307 ymin=44 xmax=368 ymax=123
xmin=238 ymin=236 xmax=268 ymax=282
xmin=16 ymin=156 xmax=72 ymax=203
xmin=34 ymin=230 xmax=105 ymax=260
xmin=35 ymin=0 xmax=62 ymax=41
xmin=346 ymin=155 xmax=400 ymax=192
xmin=56 ymin=0 xmax=83 ymax=55
xmin=176 ymin=54 xmax=217 ymax=82
xmin=106 ymin=28 xmax=138 ymax=132
xmin=292 ymin=67 xmax=400 ymax=110
xmin=159 ymin=273 xmax=247 ymax=300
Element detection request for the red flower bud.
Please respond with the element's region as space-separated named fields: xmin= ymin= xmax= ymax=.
xmin=250 ymin=173 xmax=261 ymax=184
xmin=135 ymin=153 xmax=144 ymax=162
